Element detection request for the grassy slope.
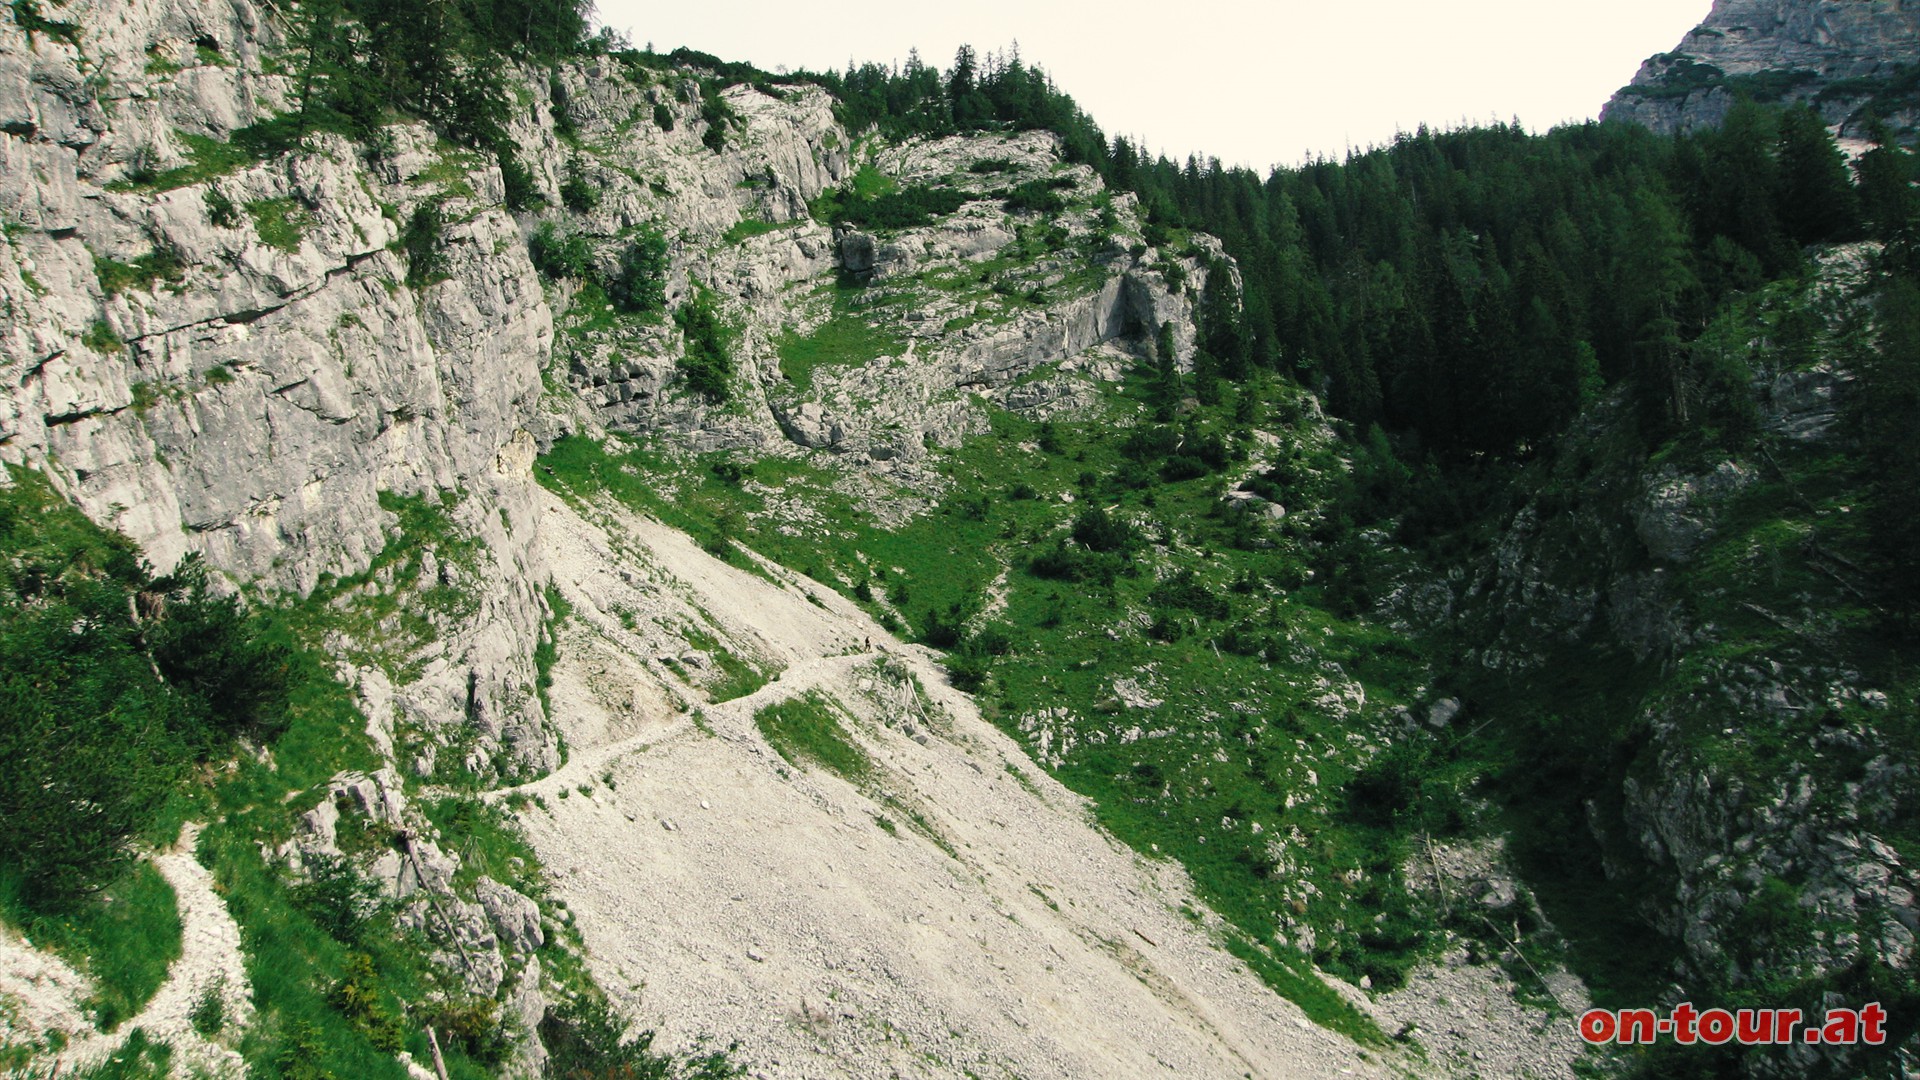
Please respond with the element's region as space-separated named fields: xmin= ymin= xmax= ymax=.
xmin=0 ymin=469 xmax=727 ymax=1078
xmin=540 ymin=365 xmax=1464 ymax=1044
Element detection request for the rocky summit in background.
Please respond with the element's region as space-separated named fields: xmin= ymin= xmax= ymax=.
xmin=1603 ymin=0 xmax=1920 ymax=137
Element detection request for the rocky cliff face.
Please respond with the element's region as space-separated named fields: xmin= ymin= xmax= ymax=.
xmin=1603 ymin=0 xmax=1920 ymax=137
xmin=1 ymin=0 xmax=563 ymax=783
xmin=0 ymin=0 xmax=1196 ymax=783
xmin=0 ymin=2 xmax=1332 ymax=1075
xmin=1432 ymin=254 xmax=1919 ymax=1076
xmin=549 ymin=115 xmax=1209 ymax=487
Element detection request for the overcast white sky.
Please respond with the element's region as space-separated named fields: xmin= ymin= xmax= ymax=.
xmin=592 ymin=0 xmax=1710 ymax=171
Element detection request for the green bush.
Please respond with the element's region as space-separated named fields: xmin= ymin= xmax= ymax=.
xmin=94 ymin=249 xmax=184 ymax=295
xmin=1027 ymin=540 xmax=1121 ymax=585
xmin=290 ymin=853 xmax=390 ymax=947
xmin=329 ymin=952 xmax=405 ymax=1052
xmin=204 ymin=186 xmax=241 ymax=228
xmin=1002 ymin=176 xmax=1072 ymax=214
xmin=540 ymin=995 xmax=741 ymax=1079
xmin=608 ymin=226 xmax=669 ymax=316
xmin=421 ymin=995 xmax=515 ymax=1064
xmin=810 ymin=169 xmax=966 ymax=230
xmin=529 ymin=222 xmax=596 ymax=281
xmin=500 ymin=149 xmax=544 ymax=211
xmin=402 ymin=201 xmax=446 ymax=287
xmin=921 ymin=603 xmax=967 ymax=648
xmin=560 ymin=160 xmax=599 ymax=213
xmin=12 ymin=0 xmax=80 ymax=44
xmin=82 ymin=320 xmax=125 ymax=353
xmin=1070 ymin=505 xmax=1134 ymax=553
xmin=1148 ymin=568 xmax=1229 ymax=619
xmin=944 ymin=651 xmax=989 ymax=692
xmin=673 ymin=287 xmax=735 ymax=401
xmin=0 ymin=475 xmax=292 ymax=908
xmin=698 ymin=87 xmax=738 ymax=153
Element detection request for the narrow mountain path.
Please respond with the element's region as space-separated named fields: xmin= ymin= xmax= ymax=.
xmin=58 ymin=823 xmax=252 ymax=1077
xmin=486 ymin=650 xmax=884 ymax=804
xmin=510 ymin=493 xmax=1405 ymax=1079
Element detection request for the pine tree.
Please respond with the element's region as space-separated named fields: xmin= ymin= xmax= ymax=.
xmin=1775 ymin=105 xmax=1860 ymax=246
xmin=1622 ymin=187 xmax=1698 ymax=433
xmin=1857 ymin=128 xmax=1918 ymax=246
xmin=1852 ymin=272 xmax=1920 ymax=615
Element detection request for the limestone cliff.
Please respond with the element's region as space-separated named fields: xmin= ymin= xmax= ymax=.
xmin=0 ymin=3 xmax=1391 ymax=1078
xmin=1603 ymin=0 xmax=1920 ymax=137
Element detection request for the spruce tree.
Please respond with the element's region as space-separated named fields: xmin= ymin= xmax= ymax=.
xmin=1775 ymin=105 xmax=1860 ymax=246
xmin=1856 ymin=128 xmax=1918 ymax=245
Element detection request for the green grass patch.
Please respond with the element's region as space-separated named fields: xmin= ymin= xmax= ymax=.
xmin=535 ymin=584 xmax=571 ymax=720
xmin=810 ymin=164 xmax=966 ymax=230
xmin=247 ymin=197 xmax=313 ymax=254
xmin=82 ymin=320 xmax=124 ymax=353
xmin=197 ymin=824 xmax=422 ymax=1080
xmin=774 ymin=308 xmax=906 ymax=389
xmin=418 ymin=798 xmax=545 ymax=897
xmin=144 ymin=47 xmax=183 ymax=76
xmin=112 ymin=132 xmax=256 ymax=193
xmin=286 ymin=489 xmax=483 ymax=688
xmin=1221 ymin=933 xmax=1387 ymax=1046
xmin=681 ymin=626 xmax=769 ymax=702
xmin=70 ymin=1028 xmax=174 ymax=1078
xmin=0 ymin=861 xmax=182 ymax=1032
xmin=720 ymin=215 xmax=793 ymax=245
xmin=411 ymin=144 xmax=484 ymax=197
xmin=94 ymin=249 xmax=184 ymax=295
xmin=754 ymin=692 xmax=869 ymax=782
xmin=11 ymin=0 xmax=81 ymax=46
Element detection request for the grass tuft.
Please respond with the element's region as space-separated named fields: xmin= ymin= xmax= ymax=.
xmin=754 ymin=693 xmax=869 ymax=782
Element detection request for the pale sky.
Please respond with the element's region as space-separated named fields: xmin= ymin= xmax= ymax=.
xmin=592 ymin=0 xmax=1711 ymax=171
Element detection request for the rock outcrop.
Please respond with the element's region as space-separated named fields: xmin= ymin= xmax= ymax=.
xmin=553 ymin=122 xmax=1211 ymax=484
xmin=0 ymin=3 xmax=1331 ymax=1077
xmin=1602 ymin=0 xmax=1920 ymax=137
xmin=1424 ymin=260 xmax=1920 ymax=1077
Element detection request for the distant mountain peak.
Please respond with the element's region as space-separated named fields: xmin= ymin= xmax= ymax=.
xmin=1603 ymin=0 xmax=1920 ymax=137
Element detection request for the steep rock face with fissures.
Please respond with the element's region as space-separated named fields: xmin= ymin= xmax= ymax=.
xmin=1603 ymin=0 xmax=1920 ymax=137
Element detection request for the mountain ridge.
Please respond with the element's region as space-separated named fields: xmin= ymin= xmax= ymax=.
xmin=1603 ymin=0 xmax=1920 ymax=137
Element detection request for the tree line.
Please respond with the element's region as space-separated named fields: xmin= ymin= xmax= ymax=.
xmin=259 ymin=14 xmax=1918 ymax=601
xmin=280 ymin=0 xmax=595 ymax=206
xmin=793 ymin=47 xmax=1917 ymax=588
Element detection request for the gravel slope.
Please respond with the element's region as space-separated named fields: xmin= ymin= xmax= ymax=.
xmin=515 ymin=490 xmax=1402 ymax=1079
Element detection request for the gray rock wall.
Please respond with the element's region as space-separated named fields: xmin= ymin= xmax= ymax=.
xmin=1 ymin=0 xmax=1236 ymax=784
xmin=1602 ymin=0 xmax=1920 ymax=136
xmin=0 ymin=0 xmax=560 ymax=777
